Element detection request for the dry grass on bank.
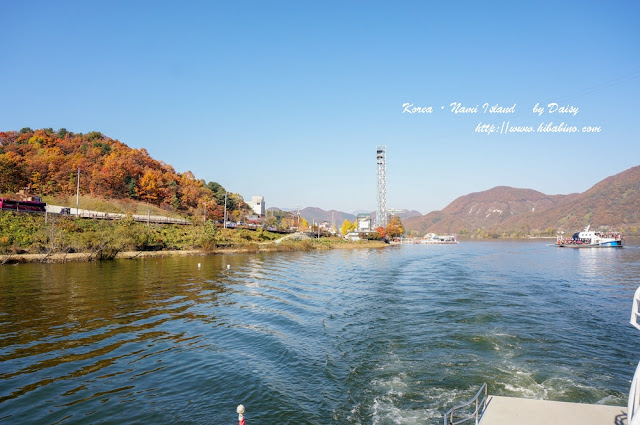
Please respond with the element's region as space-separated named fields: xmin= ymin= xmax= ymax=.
xmin=1 ymin=239 xmax=388 ymax=264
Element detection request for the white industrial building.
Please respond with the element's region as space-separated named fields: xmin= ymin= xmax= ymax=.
xmin=248 ymin=195 xmax=265 ymax=217
xmin=356 ymin=213 xmax=372 ymax=233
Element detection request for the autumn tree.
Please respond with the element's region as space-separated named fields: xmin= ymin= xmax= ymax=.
xmin=0 ymin=152 xmax=24 ymax=192
xmin=265 ymin=215 xmax=279 ymax=228
xmin=341 ymin=219 xmax=356 ymax=235
xmin=385 ymin=215 xmax=404 ymax=238
xmin=138 ymin=169 xmax=164 ymax=203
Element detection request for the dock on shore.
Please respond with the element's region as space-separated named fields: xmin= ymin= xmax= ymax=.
xmin=479 ymin=396 xmax=626 ymax=425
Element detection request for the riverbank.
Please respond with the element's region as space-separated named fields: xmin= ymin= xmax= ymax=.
xmin=0 ymin=212 xmax=387 ymax=264
xmin=0 ymin=239 xmax=388 ymax=264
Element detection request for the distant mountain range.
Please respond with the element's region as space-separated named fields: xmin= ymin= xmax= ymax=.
xmin=370 ymin=209 xmax=423 ymax=223
xmin=404 ymin=165 xmax=640 ymax=236
xmin=298 ymin=207 xmax=356 ymax=225
xmin=269 ymin=207 xmax=422 ymax=227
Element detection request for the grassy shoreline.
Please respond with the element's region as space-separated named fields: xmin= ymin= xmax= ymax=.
xmin=0 ymin=239 xmax=388 ymax=264
xmin=1 ymin=211 xmax=390 ymax=265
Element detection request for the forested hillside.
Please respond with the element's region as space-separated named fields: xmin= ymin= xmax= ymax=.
xmin=0 ymin=128 xmax=246 ymax=219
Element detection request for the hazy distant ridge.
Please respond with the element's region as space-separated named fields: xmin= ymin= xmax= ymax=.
xmin=270 ymin=207 xmax=423 ymax=228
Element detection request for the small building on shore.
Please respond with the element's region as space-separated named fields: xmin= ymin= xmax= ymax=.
xmin=248 ymin=195 xmax=265 ymax=217
xmin=356 ymin=213 xmax=372 ymax=233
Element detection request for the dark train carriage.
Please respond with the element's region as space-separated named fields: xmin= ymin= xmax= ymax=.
xmin=0 ymin=198 xmax=47 ymax=213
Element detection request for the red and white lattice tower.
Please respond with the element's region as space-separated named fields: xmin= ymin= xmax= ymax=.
xmin=376 ymin=145 xmax=387 ymax=228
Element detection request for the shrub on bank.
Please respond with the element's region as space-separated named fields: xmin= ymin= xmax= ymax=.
xmin=0 ymin=212 xmax=287 ymax=256
xmin=0 ymin=212 xmax=42 ymax=253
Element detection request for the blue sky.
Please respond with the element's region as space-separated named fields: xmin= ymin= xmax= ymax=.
xmin=1 ymin=1 xmax=639 ymax=213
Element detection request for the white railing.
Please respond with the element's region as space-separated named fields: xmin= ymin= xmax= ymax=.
xmin=631 ymin=287 xmax=640 ymax=331
xmin=629 ymin=362 xmax=640 ymax=425
xmin=444 ymin=383 xmax=488 ymax=425
xmin=629 ymin=287 xmax=640 ymax=425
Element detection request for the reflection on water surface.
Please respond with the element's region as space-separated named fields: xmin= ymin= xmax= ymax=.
xmin=1 ymin=240 xmax=640 ymax=424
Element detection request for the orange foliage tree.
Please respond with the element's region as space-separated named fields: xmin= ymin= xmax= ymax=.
xmin=385 ymin=216 xmax=405 ymax=238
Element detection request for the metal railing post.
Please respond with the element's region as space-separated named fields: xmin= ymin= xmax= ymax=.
xmin=475 ymin=397 xmax=479 ymax=425
xmin=443 ymin=383 xmax=487 ymax=425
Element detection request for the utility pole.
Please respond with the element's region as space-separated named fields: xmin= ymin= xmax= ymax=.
xmin=223 ymin=192 xmax=228 ymax=228
xmin=76 ymin=168 xmax=80 ymax=217
xmin=331 ymin=211 xmax=335 ymax=234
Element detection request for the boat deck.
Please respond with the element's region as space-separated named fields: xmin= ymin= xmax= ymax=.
xmin=479 ymin=396 xmax=626 ymax=425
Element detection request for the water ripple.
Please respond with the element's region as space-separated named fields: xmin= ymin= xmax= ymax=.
xmin=1 ymin=241 xmax=640 ymax=423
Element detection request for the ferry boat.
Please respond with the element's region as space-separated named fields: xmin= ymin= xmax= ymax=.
xmin=556 ymin=226 xmax=624 ymax=248
xmin=422 ymin=233 xmax=458 ymax=244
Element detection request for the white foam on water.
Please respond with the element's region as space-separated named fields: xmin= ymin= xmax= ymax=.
xmin=493 ymin=360 xmax=618 ymax=403
xmin=367 ymin=377 xmax=467 ymax=425
xmin=596 ymin=394 xmax=623 ymax=405
xmin=370 ymin=396 xmax=436 ymax=425
xmin=371 ymin=374 xmax=407 ymax=397
xmin=495 ymin=362 xmax=553 ymax=399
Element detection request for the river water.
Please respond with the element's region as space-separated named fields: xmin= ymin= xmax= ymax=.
xmin=1 ymin=240 xmax=640 ymax=424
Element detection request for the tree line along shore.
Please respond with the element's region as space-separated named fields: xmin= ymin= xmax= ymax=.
xmin=0 ymin=212 xmax=387 ymax=264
